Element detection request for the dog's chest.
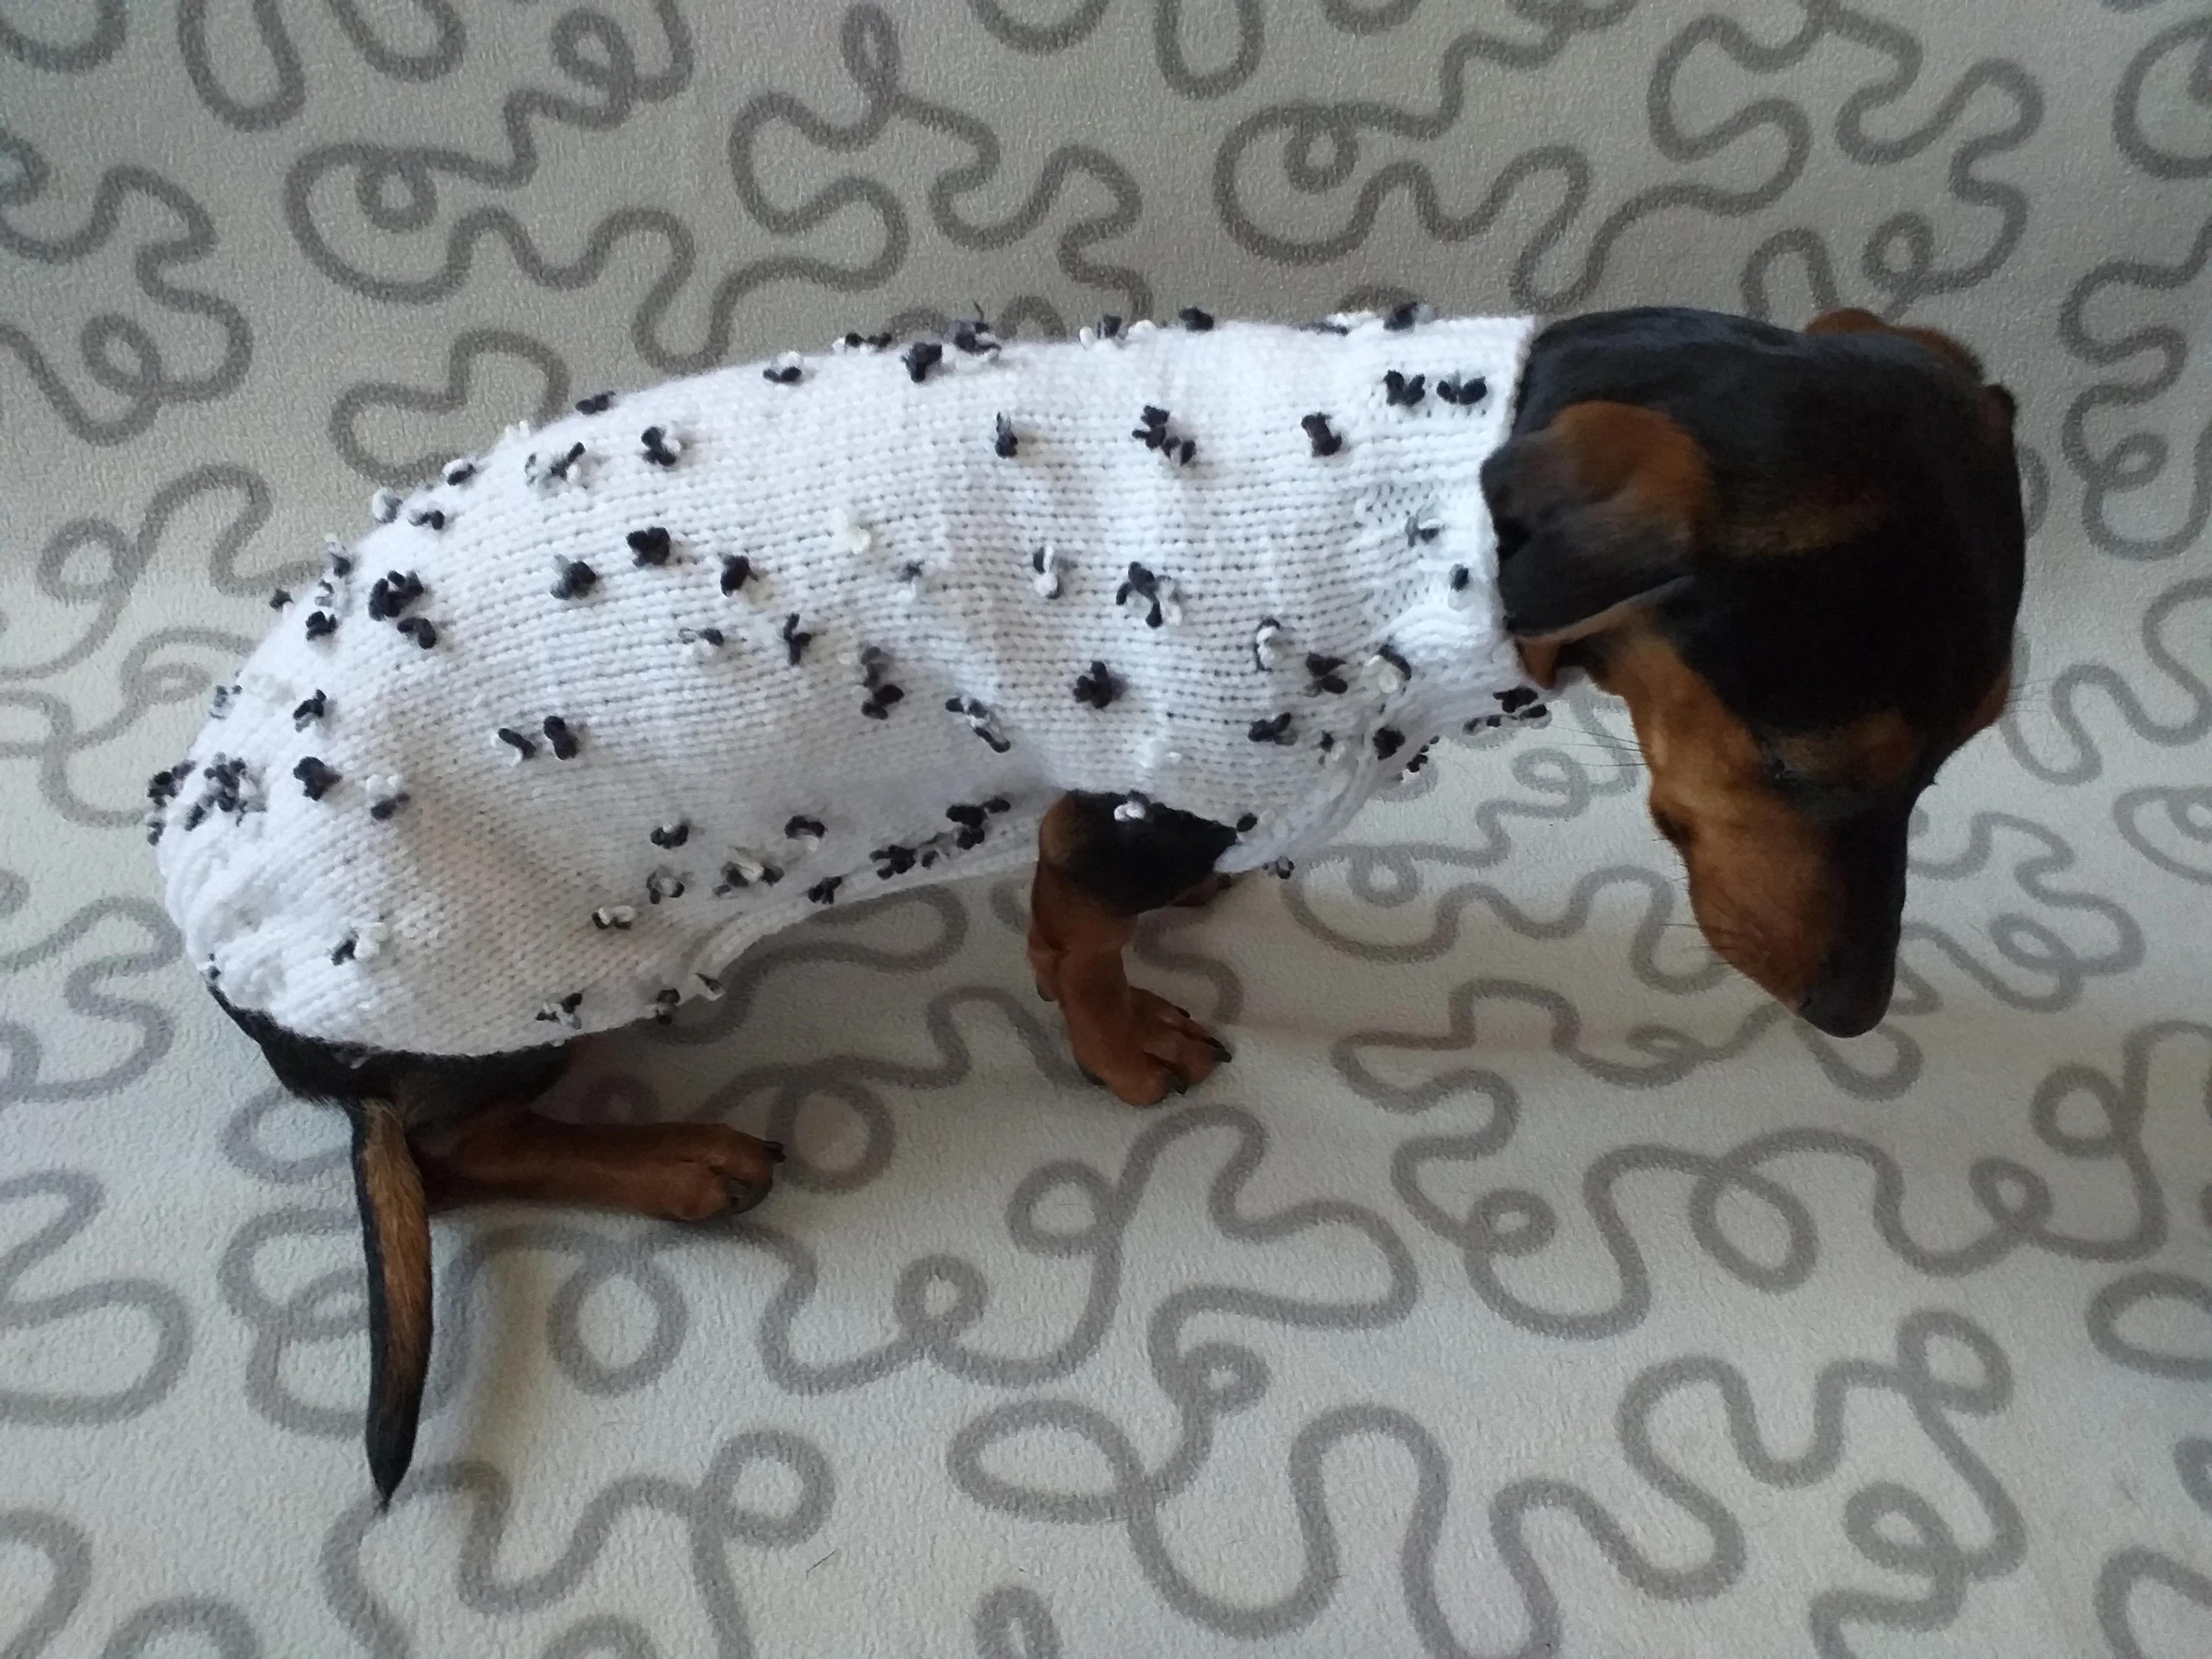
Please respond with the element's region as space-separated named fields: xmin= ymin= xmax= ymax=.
xmin=153 ymin=313 xmax=1540 ymax=1056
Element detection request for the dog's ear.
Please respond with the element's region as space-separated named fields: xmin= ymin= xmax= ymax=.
xmin=1809 ymin=305 xmax=1984 ymax=377
xmin=1809 ymin=308 xmax=2012 ymax=434
xmin=1479 ymin=400 xmax=1710 ymax=647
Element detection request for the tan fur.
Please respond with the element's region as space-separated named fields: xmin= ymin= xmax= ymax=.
xmin=1770 ymin=709 xmax=1922 ymax=793
xmin=1545 ymin=400 xmax=1715 ymax=541
xmin=1595 ymin=629 xmax=1836 ymax=1010
xmin=413 ymin=1106 xmax=776 ymax=1221
xmin=1027 ymin=827 xmax=1225 ymax=1107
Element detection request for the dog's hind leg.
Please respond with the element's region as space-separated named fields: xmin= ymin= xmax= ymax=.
xmin=412 ymin=1108 xmax=781 ymax=1222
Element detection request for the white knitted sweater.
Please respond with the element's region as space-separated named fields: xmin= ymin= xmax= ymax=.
xmin=154 ymin=309 xmax=1542 ymax=1056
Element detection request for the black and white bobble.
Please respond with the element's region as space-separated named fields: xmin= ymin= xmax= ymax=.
xmin=536 ymin=991 xmax=585 ymax=1028
xmin=728 ymin=848 xmax=788 ymax=887
xmin=365 ymin=775 xmax=409 ymax=820
xmin=1305 ymin=654 xmax=1349 ymax=696
xmin=1071 ymin=661 xmax=1120 ymax=709
xmin=1382 ymin=370 xmax=1425 ymax=408
xmin=592 ymin=905 xmax=636 ymax=931
xmin=763 ymin=352 xmax=804 ymax=386
xmin=1366 ymin=644 xmax=1412 ymax=696
xmin=628 ymin=526 xmax=672 ymax=567
xmin=366 ymin=570 xmax=424 ymax=622
xmin=853 ymin=644 xmax=905 ymax=720
xmin=951 ymin=315 xmax=1001 ymax=357
xmin=651 ymin=821 xmax=690 ymax=849
xmin=994 ymin=413 xmax=1018 ymax=458
xmin=542 ymin=715 xmax=580 ymax=759
xmin=1114 ymin=792 xmax=1149 ymax=823
xmin=1116 ymin=563 xmax=1181 ymax=627
xmin=720 ymin=555 xmax=756 ymax=596
xmin=944 ymin=801 xmax=999 ymax=851
xmin=902 ymin=341 xmax=944 ymax=384
xmin=1252 ymin=618 xmax=1287 ymax=671
xmin=525 ymin=441 xmax=588 ymax=492
xmin=640 ymin=426 xmax=682 ymax=467
xmin=1030 ymin=542 xmax=1062 ymax=598
xmin=292 ymin=690 xmax=327 ymax=729
xmin=496 ymin=727 xmax=537 ymax=761
xmin=551 ymin=559 xmax=597 ymax=600
xmin=1301 ymin=413 xmax=1343 ymax=457
xmin=331 ymin=921 xmax=388 ymax=965
xmin=646 ymin=869 xmax=686 ymax=904
xmin=1132 ymin=406 xmax=1197 ymax=466
xmin=946 ymin=694 xmax=1011 ymax=752
xmin=781 ymin=614 xmax=813 ymax=666
xmin=293 ymin=757 xmax=340 ymax=800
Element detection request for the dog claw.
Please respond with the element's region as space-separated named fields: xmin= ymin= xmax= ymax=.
xmin=1077 ymin=1063 xmax=1105 ymax=1089
xmin=726 ymin=1177 xmax=773 ymax=1215
xmin=764 ymin=1140 xmax=787 ymax=1163
xmin=1207 ymin=1037 xmax=1233 ymax=1063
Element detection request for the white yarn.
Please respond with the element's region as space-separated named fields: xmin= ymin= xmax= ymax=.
xmin=156 ymin=310 xmax=1540 ymax=1056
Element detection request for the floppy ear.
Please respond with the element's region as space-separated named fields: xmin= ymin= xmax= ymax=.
xmin=1809 ymin=307 xmax=2011 ymax=431
xmin=1805 ymin=307 xmax=1887 ymax=337
xmin=1809 ymin=307 xmax=1991 ymax=382
xmin=1479 ymin=400 xmax=1710 ymax=644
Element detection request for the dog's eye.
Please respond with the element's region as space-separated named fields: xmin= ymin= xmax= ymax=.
xmin=1759 ymin=752 xmax=1810 ymax=793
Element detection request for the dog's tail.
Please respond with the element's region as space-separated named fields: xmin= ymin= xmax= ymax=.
xmin=347 ymin=1098 xmax=431 ymax=1507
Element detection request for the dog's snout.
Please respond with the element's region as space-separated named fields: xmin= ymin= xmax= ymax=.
xmin=1798 ymin=958 xmax=1895 ymax=1038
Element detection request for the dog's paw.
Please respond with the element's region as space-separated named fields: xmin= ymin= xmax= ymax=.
xmin=1073 ymin=990 xmax=1230 ymax=1107
xmin=634 ymin=1125 xmax=783 ymax=1221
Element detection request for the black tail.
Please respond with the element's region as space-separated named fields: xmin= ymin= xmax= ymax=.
xmin=347 ymin=1100 xmax=431 ymax=1507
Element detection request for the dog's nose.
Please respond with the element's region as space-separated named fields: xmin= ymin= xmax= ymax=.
xmin=1798 ymin=963 xmax=1894 ymax=1038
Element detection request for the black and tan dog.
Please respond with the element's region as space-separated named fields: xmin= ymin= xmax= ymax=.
xmin=213 ymin=304 xmax=2024 ymax=1503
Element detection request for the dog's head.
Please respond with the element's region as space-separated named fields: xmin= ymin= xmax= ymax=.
xmin=1481 ymin=307 xmax=2026 ymax=1036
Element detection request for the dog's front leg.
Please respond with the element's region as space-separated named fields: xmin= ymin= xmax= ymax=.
xmin=1028 ymin=793 xmax=1235 ymax=1106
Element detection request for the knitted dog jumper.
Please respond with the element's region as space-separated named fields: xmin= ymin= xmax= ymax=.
xmin=153 ymin=308 xmax=1544 ymax=1057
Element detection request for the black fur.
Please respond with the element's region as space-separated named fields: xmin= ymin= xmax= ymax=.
xmin=1051 ymin=791 xmax=1238 ymax=916
xmin=1504 ymin=307 xmax=2023 ymax=745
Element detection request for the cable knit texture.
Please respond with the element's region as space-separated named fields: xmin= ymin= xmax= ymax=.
xmin=153 ymin=311 xmax=1541 ymax=1056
